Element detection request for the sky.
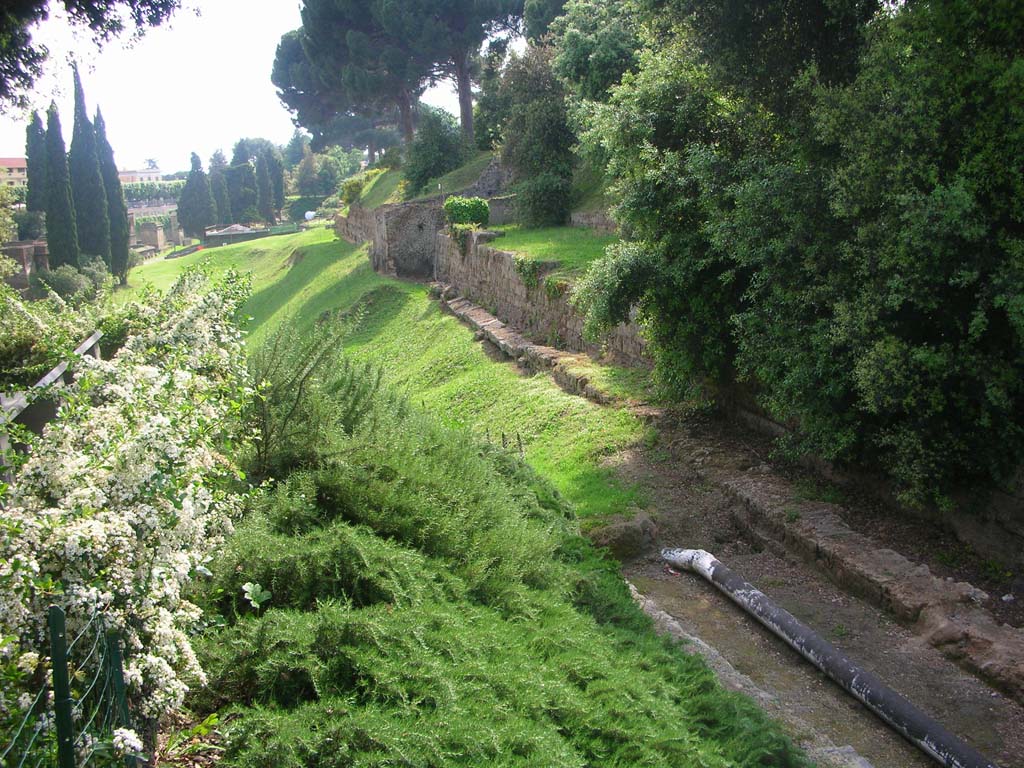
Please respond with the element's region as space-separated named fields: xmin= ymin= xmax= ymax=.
xmin=0 ymin=0 xmax=461 ymax=173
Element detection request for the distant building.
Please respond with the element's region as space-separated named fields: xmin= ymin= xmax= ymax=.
xmin=0 ymin=157 xmax=28 ymax=187
xmin=119 ymin=168 xmax=163 ymax=183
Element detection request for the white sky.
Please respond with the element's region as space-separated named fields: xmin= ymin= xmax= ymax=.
xmin=0 ymin=0 xmax=460 ymax=173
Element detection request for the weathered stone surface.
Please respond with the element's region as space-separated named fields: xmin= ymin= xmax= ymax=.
xmin=570 ymin=209 xmax=616 ymax=234
xmin=716 ymin=471 xmax=1024 ymax=704
xmin=591 ymin=513 xmax=657 ymax=560
xmin=437 ymin=230 xmax=647 ymax=367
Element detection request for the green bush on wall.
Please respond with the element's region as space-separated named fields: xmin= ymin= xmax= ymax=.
xmin=443 ymin=196 xmax=490 ymax=227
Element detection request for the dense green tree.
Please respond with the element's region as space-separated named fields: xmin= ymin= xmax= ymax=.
xmin=654 ymin=0 xmax=877 ymax=112
xmin=94 ymin=109 xmax=130 ymax=283
xmin=178 ymin=153 xmax=216 ymax=238
xmin=255 ymin=153 xmax=276 ymax=225
xmin=292 ymin=6 xmax=427 ymax=145
xmin=524 ymin=0 xmax=565 ymax=39
xmin=550 ymin=0 xmax=639 ymax=101
xmin=25 ymin=111 xmax=47 ymax=212
xmin=283 ymin=129 xmax=310 ymax=170
xmin=209 ymin=150 xmax=232 ymax=227
xmin=294 ymin=146 xmax=319 ymax=196
xmin=402 ymin=106 xmax=465 ymax=195
xmin=500 ymin=45 xmax=575 ymax=225
xmin=377 ymin=0 xmax=523 ymax=143
xmin=571 ymin=0 xmax=1024 ymax=505
xmin=267 ymin=150 xmax=285 ymax=210
xmin=473 ymin=39 xmax=512 ymax=150
xmin=225 ymin=162 xmax=258 ymax=224
xmin=0 ymin=0 xmax=181 ymax=110
xmin=68 ymin=65 xmax=110 ymax=264
xmin=44 ymin=103 xmax=78 ymax=268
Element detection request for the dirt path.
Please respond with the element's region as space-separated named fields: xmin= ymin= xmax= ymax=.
xmin=611 ymin=419 xmax=1024 ymax=767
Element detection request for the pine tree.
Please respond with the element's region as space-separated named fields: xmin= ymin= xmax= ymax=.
xmin=25 ymin=111 xmax=47 ymax=213
xmin=44 ymin=103 xmax=79 ymax=268
xmin=255 ymin=152 xmax=276 ymax=225
xmin=177 ymin=153 xmax=216 ymax=239
xmin=68 ymin=65 xmax=110 ymax=264
xmin=209 ymin=150 xmax=232 ymax=226
xmin=94 ymin=109 xmax=130 ymax=284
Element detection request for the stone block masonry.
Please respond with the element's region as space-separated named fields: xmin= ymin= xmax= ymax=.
xmin=436 ymin=229 xmax=647 ymax=367
xmin=335 ymin=200 xmax=647 ymax=366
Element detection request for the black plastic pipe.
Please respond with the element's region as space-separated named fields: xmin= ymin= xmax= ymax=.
xmin=661 ymin=548 xmax=1000 ymax=768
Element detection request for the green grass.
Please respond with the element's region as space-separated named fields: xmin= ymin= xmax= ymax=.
xmin=127 ymin=227 xmax=642 ymax=522
xmin=571 ymin=159 xmax=611 ymax=213
xmin=491 ymin=224 xmax=617 ymax=277
xmin=359 ymin=169 xmax=403 ymax=209
xmin=410 ymin=149 xmax=495 ymax=200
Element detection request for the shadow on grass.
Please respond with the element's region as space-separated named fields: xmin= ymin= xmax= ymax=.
xmin=244 ymin=239 xmax=357 ymax=332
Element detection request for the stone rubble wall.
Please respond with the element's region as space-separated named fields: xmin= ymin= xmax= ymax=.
xmin=570 ymin=209 xmax=617 ymax=234
xmin=436 ymin=229 xmax=647 ymax=366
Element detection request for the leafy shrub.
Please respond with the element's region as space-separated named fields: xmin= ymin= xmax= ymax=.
xmin=244 ymin=318 xmax=384 ymax=480
xmin=402 ymin=106 xmax=466 ymax=196
xmin=378 ymin=145 xmax=403 ymax=169
xmin=575 ymin=1 xmax=1024 ymax=505
xmin=340 ymin=176 xmax=365 ymax=205
xmin=14 ymin=210 xmax=45 ymax=241
xmin=31 ymin=264 xmax=91 ymax=301
xmin=443 ymin=195 xmax=489 ymax=227
xmin=192 ymin=362 xmax=809 ymax=768
xmin=514 ymin=172 xmax=572 ymax=227
xmin=284 ymin=196 xmax=326 ymax=222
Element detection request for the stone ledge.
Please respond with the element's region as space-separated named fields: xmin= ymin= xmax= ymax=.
xmin=437 ymin=286 xmax=622 ymax=407
xmin=714 ymin=469 xmax=1024 ymax=704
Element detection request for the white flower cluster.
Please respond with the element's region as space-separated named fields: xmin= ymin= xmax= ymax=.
xmin=0 ymin=268 xmax=251 ymax=730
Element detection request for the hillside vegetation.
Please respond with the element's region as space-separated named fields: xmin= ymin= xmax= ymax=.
xmin=129 ymin=228 xmax=642 ymax=522
xmin=128 ymin=230 xmax=808 ymax=767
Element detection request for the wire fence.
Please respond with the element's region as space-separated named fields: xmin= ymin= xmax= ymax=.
xmin=1 ymin=606 xmax=139 ymax=768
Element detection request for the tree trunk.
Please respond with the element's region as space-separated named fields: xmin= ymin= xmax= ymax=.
xmin=397 ymin=90 xmax=415 ymax=145
xmin=455 ymin=51 xmax=474 ymax=144
xmin=367 ymin=137 xmax=377 ymax=166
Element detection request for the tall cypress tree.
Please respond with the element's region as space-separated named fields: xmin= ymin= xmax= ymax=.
xmin=25 ymin=111 xmax=47 ymax=213
xmin=94 ymin=109 xmax=130 ymax=284
xmin=209 ymin=150 xmax=232 ymax=226
xmin=255 ymin=152 xmax=275 ymax=225
xmin=44 ymin=103 xmax=79 ymax=268
xmin=177 ymin=152 xmax=216 ymax=239
xmin=68 ymin=65 xmax=110 ymax=264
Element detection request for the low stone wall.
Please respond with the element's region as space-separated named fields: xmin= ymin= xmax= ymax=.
xmin=436 ymin=230 xmax=647 ymax=366
xmin=2 ymin=241 xmax=49 ymax=289
xmin=487 ymin=195 xmax=517 ymax=226
xmin=570 ymin=209 xmax=616 ymax=234
xmin=336 ymin=201 xmax=446 ymax=278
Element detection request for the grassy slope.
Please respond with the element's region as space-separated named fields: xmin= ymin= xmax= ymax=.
xmin=135 ymin=229 xmax=808 ymax=766
xmin=410 ymin=149 xmax=495 ymax=200
xmin=359 ymin=169 xmax=403 ymax=209
xmin=128 ymin=227 xmax=643 ymax=522
xmin=491 ymin=224 xmax=617 ymax=277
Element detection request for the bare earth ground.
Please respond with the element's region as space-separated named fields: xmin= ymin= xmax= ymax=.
xmin=609 ymin=413 xmax=1024 ymax=768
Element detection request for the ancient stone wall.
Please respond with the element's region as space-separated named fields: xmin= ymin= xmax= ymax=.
xmin=436 ymin=230 xmax=646 ymax=366
xmin=336 ymin=201 xmax=445 ymax=278
xmin=570 ymin=209 xmax=616 ymax=234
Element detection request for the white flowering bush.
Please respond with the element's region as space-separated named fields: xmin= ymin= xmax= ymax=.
xmin=0 ymin=267 xmax=251 ymax=752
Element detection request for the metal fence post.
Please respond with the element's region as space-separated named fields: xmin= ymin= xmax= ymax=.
xmin=105 ymin=631 xmax=140 ymax=768
xmin=48 ymin=606 xmax=76 ymax=768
